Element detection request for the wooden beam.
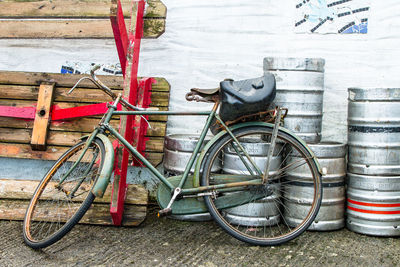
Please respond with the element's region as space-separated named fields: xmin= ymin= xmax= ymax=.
xmin=0 ymin=179 xmax=148 ymax=226
xmin=0 ymin=115 xmax=167 ymax=137
xmin=0 ymin=179 xmax=147 ymax=205
xmin=0 ymin=143 xmax=164 ymax=165
xmin=0 ymin=85 xmax=170 ymax=109
xmin=30 ymin=82 xmax=55 ymax=150
xmin=0 ymin=199 xmax=147 ymax=226
xmin=0 ymin=128 xmax=164 ymax=150
xmin=0 ymin=71 xmax=170 ymax=92
xmin=0 ymin=0 xmax=167 ymax=19
xmin=0 ymin=19 xmax=165 ymax=39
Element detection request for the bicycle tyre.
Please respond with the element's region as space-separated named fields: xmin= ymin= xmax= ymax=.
xmin=201 ymin=125 xmax=322 ymax=246
xmin=23 ymin=138 xmax=105 ymax=249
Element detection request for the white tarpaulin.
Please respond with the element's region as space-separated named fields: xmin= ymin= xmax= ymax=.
xmin=1 ymin=0 xmax=400 ymax=144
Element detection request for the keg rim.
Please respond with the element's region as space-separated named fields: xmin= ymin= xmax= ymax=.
xmin=348 ymin=87 xmax=400 ymax=101
xmin=306 ymin=141 xmax=347 ymax=158
xmin=164 ymin=134 xmax=212 ymax=151
xmin=263 ymin=57 xmax=325 ymax=72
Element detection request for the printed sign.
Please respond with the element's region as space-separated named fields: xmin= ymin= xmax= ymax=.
xmin=61 ymin=62 xmax=122 ymax=75
xmin=295 ymin=0 xmax=370 ymax=34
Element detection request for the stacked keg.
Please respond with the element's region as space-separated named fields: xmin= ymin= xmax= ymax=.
xmin=163 ymin=134 xmax=216 ymax=221
xmin=347 ymin=88 xmax=400 ymax=236
xmin=284 ymin=142 xmax=347 ymax=230
xmin=164 ymin=134 xmax=216 ymax=175
xmin=264 ymin=57 xmax=346 ymax=231
xmin=222 ymin=137 xmax=282 ymax=226
xmin=264 ymin=57 xmax=325 ymax=143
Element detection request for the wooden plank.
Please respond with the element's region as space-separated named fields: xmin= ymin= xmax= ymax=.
xmin=0 ymin=19 xmax=165 ymax=39
xmin=0 ymin=116 xmax=166 ymax=137
xmin=0 ymin=143 xmax=163 ymax=165
xmin=145 ymin=0 xmax=167 ymax=18
xmin=0 ymin=0 xmax=167 ymax=19
xmin=0 ymin=87 xmax=170 ymax=108
xmin=0 ymin=128 xmax=32 ymax=144
xmin=143 ymin=151 xmax=163 ymax=167
xmin=0 ymin=179 xmax=147 ymax=205
xmin=30 ymin=82 xmax=55 ymax=150
xmin=0 ymin=199 xmax=146 ymax=226
xmin=0 ymin=71 xmax=170 ymax=92
xmin=0 ymin=143 xmax=68 ymax=161
xmin=49 ymin=118 xmax=166 ymax=136
xmin=0 ymin=128 xmax=164 ymax=151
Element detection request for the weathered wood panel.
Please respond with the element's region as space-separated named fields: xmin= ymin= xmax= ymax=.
xmin=0 ymin=0 xmax=166 ymax=18
xmin=0 ymin=128 xmax=164 ymax=150
xmin=0 ymin=87 xmax=170 ymax=108
xmin=0 ymin=71 xmax=170 ymax=92
xmin=0 ymin=179 xmax=148 ymax=226
xmin=0 ymin=143 xmax=164 ymax=165
xmin=0 ymin=70 xmax=170 ymax=166
xmin=0 ymin=114 xmax=166 ymax=136
xmin=0 ymin=200 xmax=147 ymax=226
xmin=0 ymin=179 xmax=147 ymax=205
xmin=0 ymin=0 xmax=166 ymax=39
xmin=0 ymin=19 xmax=165 ymax=39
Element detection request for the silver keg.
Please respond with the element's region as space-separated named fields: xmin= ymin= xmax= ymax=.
xmin=284 ymin=142 xmax=347 ymax=231
xmin=222 ymin=138 xmax=283 ymax=175
xmin=222 ymin=137 xmax=282 ymax=226
xmin=348 ymin=88 xmax=400 ymax=175
xmin=163 ymin=134 xmax=216 ymax=222
xmin=346 ymin=173 xmax=400 ymax=236
xmin=163 ymin=134 xmax=220 ymax=174
xmin=264 ymin=57 xmax=325 ymax=143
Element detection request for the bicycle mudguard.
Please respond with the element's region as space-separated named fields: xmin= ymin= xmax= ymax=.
xmin=192 ymin=121 xmax=322 ymax=188
xmin=81 ymin=134 xmax=115 ymax=198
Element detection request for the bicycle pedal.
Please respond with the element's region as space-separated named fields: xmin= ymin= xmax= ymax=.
xmin=157 ymin=207 xmax=172 ymax=217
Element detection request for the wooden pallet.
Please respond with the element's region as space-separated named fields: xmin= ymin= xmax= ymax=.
xmin=0 ymin=0 xmax=166 ymax=39
xmin=0 ymin=70 xmax=170 ymax=166
xmin=0 ymin=179 xmax=148 ymax=226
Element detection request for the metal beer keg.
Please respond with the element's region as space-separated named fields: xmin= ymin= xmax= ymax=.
xmin=264 ymin=57 xmax=325 ymax=143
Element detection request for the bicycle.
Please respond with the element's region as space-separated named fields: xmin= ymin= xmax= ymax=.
xmin=23 ymin=65 xmax=322 ymax=249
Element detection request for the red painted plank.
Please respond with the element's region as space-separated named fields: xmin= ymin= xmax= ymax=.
xmin=110 ymin=0 xmax=129 ymax=76
xmin=0 ymin=106 xmax=35 ymax=119
xmin=51 ymin=102 xmax=110 ymax=121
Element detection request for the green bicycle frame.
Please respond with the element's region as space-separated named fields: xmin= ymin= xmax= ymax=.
xmin=59 ymin=94 xmax=321 ymax=200
xmin=106 ymin=102 xmax=264 ymax=195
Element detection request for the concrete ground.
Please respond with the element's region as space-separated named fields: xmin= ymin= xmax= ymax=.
xmin=0 ymin=207 xmax=399 ymax=267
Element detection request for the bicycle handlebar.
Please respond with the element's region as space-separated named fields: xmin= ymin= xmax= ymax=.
xmin=69 ymin=64 xmax=158 ymax=112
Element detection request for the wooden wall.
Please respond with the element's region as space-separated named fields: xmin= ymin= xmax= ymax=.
xmin=0 ymin=71 xmax=170 ymax=166
xmin=0 ymin=0 xmax=167 ymax=38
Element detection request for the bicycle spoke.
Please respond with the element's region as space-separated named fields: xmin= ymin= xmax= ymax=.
xmin=201 ymin=126 xmax=322 ymax=245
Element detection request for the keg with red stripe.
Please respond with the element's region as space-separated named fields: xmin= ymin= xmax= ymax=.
xmin=347 ymin=87 xmax=400 ymax=236
xmin=346 ymin=173 xmax=400 ymax=236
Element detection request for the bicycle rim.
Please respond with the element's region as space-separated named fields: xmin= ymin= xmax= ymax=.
xmin=23 ymin=139 xmax=104 ymax=248
xmin=201 ymin=125 xmax=322 ymax=246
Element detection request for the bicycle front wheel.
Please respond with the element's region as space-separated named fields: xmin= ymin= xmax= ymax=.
xmin=23 ymin=138 xmax=105 ymax=249
xmin=201 ymin=125 xmax=322 ymax=246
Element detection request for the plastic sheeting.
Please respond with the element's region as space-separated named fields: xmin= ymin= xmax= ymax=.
xmin=1 ymin=0 xmax=400 ymax=143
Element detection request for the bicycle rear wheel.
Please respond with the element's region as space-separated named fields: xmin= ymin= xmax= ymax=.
xmin=23 ymin=138 xmax=105 ymax=249
xmin=201 ymin=125 xmax=322 ymax=246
